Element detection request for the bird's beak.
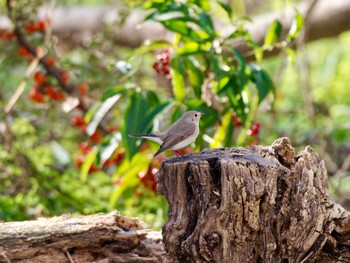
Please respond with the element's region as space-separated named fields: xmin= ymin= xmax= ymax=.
xmin=200 ymin=112 xmax=205 ymax=117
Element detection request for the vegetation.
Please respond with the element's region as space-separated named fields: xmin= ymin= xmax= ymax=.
xmin=1 ymin=0 xmax=349 ymax=229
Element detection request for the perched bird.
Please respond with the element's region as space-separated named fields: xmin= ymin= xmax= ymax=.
xmin=129 ymin=111 xmax=204 ymax=157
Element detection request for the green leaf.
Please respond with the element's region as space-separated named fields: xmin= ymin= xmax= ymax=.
xmin=232 ymin=48 xmax=247 ymax=93
xmin=287 ymin=9 xmax=304 ymax=42
xmin=232 ymin=48 xmax=245 ymax=69
xmin=198 ymin=0 xmax=211 ymax=11
xmin=96 ymin=133 xmax=122 ymax=167
xmin=129 ymin=40 xmax=172 ymax=60
xmin=198 ymin=11 xmax=215 ymax=37
xmin=209 ymin=54 xmax=221 ymax=75
xmin=80 ymin=148 xmax=98 ymax=182
xmin=176 ymin=42 xmax=200 ymax=55
xmin=143 ymin=101 xmax=171 ymax=132
xmin=146 ymin=90 xmax=160 ymax=107
xmin=86 ymin=93 xmax=122 ymax=136
xmin=186 ymin=56 xmax=204 ymax=98
xmin=249 ymin=64 xmax=274 ymax=104
xmin=101 ymin=85 xmax=128 ymax=101
xmin=163 ymin=20 xmax=190 ymax=36
xmin=217 ymin=1 xmax=233 ymax=19
xmin=122 ymin=92 xmax=149 ymax=159
xmin=264 ymin=19 xmax=282 ymax=46
xmin=170 ymin=57 xmax=186 ymax=101
xmin=151 ymin=11 xmax=186 ymax=21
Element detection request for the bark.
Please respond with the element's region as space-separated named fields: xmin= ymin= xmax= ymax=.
xmin=0 ymin=211 xmax=165 ymax=263
xmin=156 ymin=137 xmax=350 ymax=263
xmin=2 ymin=0 xmax=350 ymax=59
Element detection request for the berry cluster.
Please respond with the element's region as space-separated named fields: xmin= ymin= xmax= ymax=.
xmin=134 ymin=154 xmax=164 ymax=196
xmin=24 ymin=18 xmax=50 ymax=33
xmin=29 ymin=70 xmax=67 ymax=103
xmin=138 ymin=166 xmax=157 ymax=192
xmin=232 ymin=112 xmax=242 ymax=127
xmin=71 ymin=115 xmax=103 ymax=142
xmin=152 ymin=48 xmax=172 ymax=79
xmin=0 ymin=30 xmax=14 ymax=41
xmin=247 ymin=122 xmax=261 ymax=137
xmin=71 ymin=115 xmax=125 ymax=173
xmin=74 ymin=141 xmax=125 ymax=173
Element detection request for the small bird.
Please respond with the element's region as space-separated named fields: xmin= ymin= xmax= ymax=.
xmin=129 ymin=111 xmax=204 ymax=157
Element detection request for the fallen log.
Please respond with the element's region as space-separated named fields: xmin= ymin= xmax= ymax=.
xmin=0 ymin=211 xmax=165 ymax=263
xmin=156 ymin=137 xmax=350 ymax=262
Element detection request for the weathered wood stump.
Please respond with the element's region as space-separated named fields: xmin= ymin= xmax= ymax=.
xmin=0 ymin=211 xmax=165 ymax=263
xmin=156 ymin=137 xmax=350 ymax=263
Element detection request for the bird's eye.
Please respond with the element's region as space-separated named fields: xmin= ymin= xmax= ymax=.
xmin=194 ymin=113 xmax=198 ymax=117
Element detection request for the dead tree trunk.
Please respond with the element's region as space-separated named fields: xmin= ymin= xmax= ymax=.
xmin=156 ymin=137 xmax=350 ymax=263
xmin=0 ymin=211 xmax=165 ymax=263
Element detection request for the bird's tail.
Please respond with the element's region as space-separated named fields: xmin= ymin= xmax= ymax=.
xmin=128 ymin=134 xmax=162 ymax=144
xmin=128 ymin=134 xmax=157 ymax=138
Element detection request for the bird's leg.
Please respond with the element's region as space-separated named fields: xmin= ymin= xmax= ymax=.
xmin=173 ymin=150 xmax=183 ymax=157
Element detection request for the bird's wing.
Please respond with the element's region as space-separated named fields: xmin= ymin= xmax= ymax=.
xmin=154 ymin=123 xmax=196 ymax=156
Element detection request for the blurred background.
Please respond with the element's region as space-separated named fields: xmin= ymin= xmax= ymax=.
xmin=1 ymin=0 xmax=350 ymax=229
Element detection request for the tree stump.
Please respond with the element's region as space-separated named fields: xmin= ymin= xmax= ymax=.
xmin=156 ymin=137 xmax=350 ymax=263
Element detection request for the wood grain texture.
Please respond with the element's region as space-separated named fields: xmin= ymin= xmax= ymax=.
xmin=156 ymin=137 xmax=350 ymax=263
xmin=0 ymin=211 xmax=165 ymax=263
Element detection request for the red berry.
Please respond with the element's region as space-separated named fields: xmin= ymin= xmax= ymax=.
xmin=103 ymin=158 xmax=114 ymax=168
xmin=113 ymin=149 xmax=125 ymax=165
xmin=232 ymin=112 xmax=242 ymax=127
xmin=25 ymin=23 xmax=37 ymax=33
xmin=71 ymin=116 xmax=86 ymax=127
xmin=247 ymin=122 xmax=261 ymax=136
xmin=74 ymin=156 xmax=85 ymax=167
xmin=78 ymin=83 xmax=88 ymax=96
xmin=162 ymin=64 xmax=170 ymax=75
xmin=79 ymin=142 xmax=90 ymax=154
xmin=36 ymin=20 xmax=46 ymax=31
xmin=152 ymin=62 xmax=161 ymax=73
xmin=28 ymin=87 xmax=45 ymax=103
xmin=90 ymin=130 xmax=103 ymax=143
xmin=80 ymin=125 xmax=87 ymax=134
xmin=45 ymin=84 xmax=54 ymax=96
xmin=18 ymin=47 xmax=31 ymax=57
xmin=34 ymin=71 xmax=46 ymax=85
xmin=61 ymin=71 xmax=69 ymax=82
xmin=52 ymin=90 xmax=65 ymax=100
xmin=89 ymin=164 xmax=99 ymax=173
xmin=45 ymin=56 xmax=55 ymax=66
xmin=3 ymin=32 xmax=14 ymax=40
xmin=107 ymin=126 xmax=118 ymax=133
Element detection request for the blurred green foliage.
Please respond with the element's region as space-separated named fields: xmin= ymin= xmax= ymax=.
xmin=1 ymin=0 xmax=350 ymax=230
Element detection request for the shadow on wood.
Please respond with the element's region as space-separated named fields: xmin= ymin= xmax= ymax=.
xmin=156 ymin=137 xmax=350 ymax=263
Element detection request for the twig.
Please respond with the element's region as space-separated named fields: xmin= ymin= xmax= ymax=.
xmin=65 ymin=250 xmax=75 ymax=263
xmin=4 ymin=48 xmax=46 ymax=114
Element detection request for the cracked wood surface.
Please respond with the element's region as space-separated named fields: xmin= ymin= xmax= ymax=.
xmin=156 ymin=137 xmax=350 ymax=263
xmin=0 ymin=211 xmax=165 ymax=263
